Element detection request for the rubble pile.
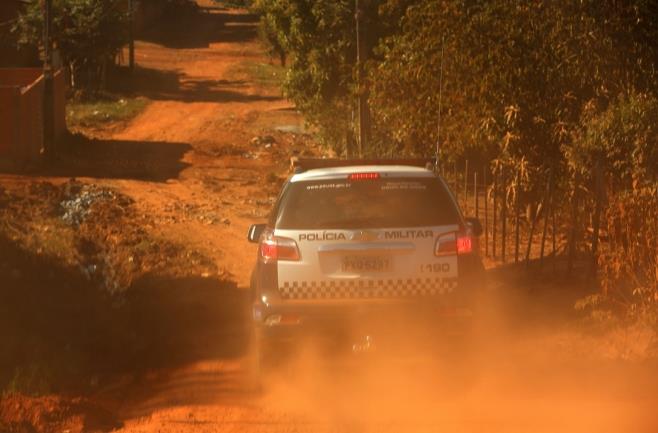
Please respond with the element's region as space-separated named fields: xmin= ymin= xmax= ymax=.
xmin=59 ymin=182 xmax=133 ymax=227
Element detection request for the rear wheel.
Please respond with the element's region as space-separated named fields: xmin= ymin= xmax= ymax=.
xmin=246 ymin=325 xmax=286 ymax=392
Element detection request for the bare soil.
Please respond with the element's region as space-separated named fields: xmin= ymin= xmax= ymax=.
xmin=0 ymin=394 xmax=120 ymax=433
xmin=1 ymin=2 xmax=657 ymax=433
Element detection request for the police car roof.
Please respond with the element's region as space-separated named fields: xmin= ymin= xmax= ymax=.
xmin=290 ymin=165 xmax=436 ymax=182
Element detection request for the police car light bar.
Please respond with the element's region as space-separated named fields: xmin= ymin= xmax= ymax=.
xmin=291 ymin=157 xmax=436 ymax=173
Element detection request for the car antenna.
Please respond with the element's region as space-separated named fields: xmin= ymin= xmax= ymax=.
xmin=434 ymin=36 xmax=445 ymax=174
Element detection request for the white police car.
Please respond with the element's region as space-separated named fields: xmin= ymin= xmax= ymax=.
xmin=247 ymin=159 xmax=484 ymax=374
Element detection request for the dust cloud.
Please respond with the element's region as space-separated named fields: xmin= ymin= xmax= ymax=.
xmin=257 ymin=294 xmax=658 ymax=433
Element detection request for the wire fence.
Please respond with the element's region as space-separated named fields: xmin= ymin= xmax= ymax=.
xmin=441 ymin=160 xmax=607 ymax=276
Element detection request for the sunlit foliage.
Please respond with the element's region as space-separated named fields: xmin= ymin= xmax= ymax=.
xmin=253 ymin=0 xmax=409 ymax=153
xmin=14 ymin=0 xmax=128 ymax=90
xmin=257 ymin=0 xmax=658 ymax=318
xmin=371 ymin=1 xmax=658 ymax=167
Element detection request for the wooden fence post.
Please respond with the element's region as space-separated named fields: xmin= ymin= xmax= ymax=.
xmin=539 ymin=168 xmax=554 ymax=269
xmin=567 ymin=173 xmax=580 ymax=276
xmin=493 ymin=171 xmax=498 ymax=259
xmin=552 ymin=196 xmax=557 ymax=273
xmin=484 ymin=168 xmax=489 ymax=257
xmin=551 ymin=194 xmax=557 ymax=274
xmin=501 ymin=168 xmax=507 ymax=263
xmin=464 ymin=159 xmax=469 ymax=214
xmin=526 ymin=169 xmax=551 ymax=268
xmin=453 ymin=161 xmax=458 ymax=203
xmin=474 ymin=171 xmax=479 ymax=219
xmin=514 ymin=169 xmax=521 ymax=263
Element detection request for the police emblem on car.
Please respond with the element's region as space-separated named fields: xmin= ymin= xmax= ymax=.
xmin=350 ymin=230 xmax=380 ymax=242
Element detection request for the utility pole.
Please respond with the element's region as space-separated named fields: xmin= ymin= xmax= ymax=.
xmin=129 ymin=0 xmax=135 ymax=70
xmin=355 ymin=0 xmax=367 ymax=157
xmin=42 ymin=0 xmax=55 ymax=158
xmin=434 ymin=37 xmax=444 ymax=172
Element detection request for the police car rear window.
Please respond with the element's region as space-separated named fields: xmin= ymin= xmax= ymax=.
xmin=275 ymin=178 xmax=460 ymax=229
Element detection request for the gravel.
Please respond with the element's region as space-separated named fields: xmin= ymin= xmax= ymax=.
xmin=60 ymin=183 xmax=122 ymax=227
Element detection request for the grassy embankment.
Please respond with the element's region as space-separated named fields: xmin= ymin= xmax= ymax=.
xmin=66 ymin=96 xmax=149 ymax=130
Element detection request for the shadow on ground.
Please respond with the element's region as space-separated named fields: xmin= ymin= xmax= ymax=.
xmin=138 ymin=8 xmax=259 ymax=49
xmin=482 ymin=255 xmax=594 ymax=328
xmin=110 ymin=66 xmax=281 ymax=103
xmin=0 ymin=233 xmax=250 ymax=396
xmin=99 ymin=275 xmax=252 ymax=422
xmin=0 ymin=134 xmax=192 ymax=182
xmin=127 ymin=275 xmax=250 ymax=369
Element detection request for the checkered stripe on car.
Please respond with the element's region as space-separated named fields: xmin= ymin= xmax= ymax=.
xmin=279 ymin=278 xmax=458 ymax=300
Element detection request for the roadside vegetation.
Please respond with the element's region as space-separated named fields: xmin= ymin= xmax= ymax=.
xmin=214 ymin=0 xmax=253 ymax=7
xmin=2 ymin=0 xmax=655 ymax=401
xmin=2 ymin=0 xmax=223 ymax=398
xmin=229 ymin=61 xmax=285 ymax=89
xmin=66 ymin=96 xmax=148 ymax=130
xmin=255 ymin=0 xmax=658 ymax=330
xmin=0 ymin=180 xmax=224 ymax=395
xmin=11 ymin=0 xmax=195 ymax=131
xmin=14 ymin=0 xmax=127 ymax=91
xmin=12 ymin=0 xmax=199 ymax=91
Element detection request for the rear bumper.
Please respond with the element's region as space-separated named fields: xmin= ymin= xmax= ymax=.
xmin=253 ymin=297 xmax=474 ymax=354
xmin=250 ymin=252 xmax=485 ymax=353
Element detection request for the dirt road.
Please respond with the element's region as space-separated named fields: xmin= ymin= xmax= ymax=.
xmin=2 ymin=2 xmax=657 ymax=433
xmin=102 ymin=4 xmax=315 ymax=290
xmin=102 ymin=5 xmax=658 ymax=433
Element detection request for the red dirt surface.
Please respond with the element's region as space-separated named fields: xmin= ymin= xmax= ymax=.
xmin=0 ymin=394 xmax=120 ymax=433
xmin=1 ymin=2 xmax=657 ymax=433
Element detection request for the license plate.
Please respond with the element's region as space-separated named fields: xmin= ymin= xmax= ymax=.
xmin=342 ymin=255 xmax=392 ymax=273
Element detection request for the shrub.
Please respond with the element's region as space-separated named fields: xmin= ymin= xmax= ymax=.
xmin=14 ymin=0 xmax=128 ymax=91
xmin=599 ymin=186 xmax=658 ymax=326
xmin=567 ymin=92 xmax=658 ymax=192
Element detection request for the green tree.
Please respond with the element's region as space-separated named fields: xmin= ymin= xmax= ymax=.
xmin=370 ymin=1 xmax=658 ymax=168
xmin=14 ymin=0 xmax=128 ymax=90
xmin=568 ymin=92 xmax=658 ymax=192
xmin=253 ymin=0 xmax=410 ymax=154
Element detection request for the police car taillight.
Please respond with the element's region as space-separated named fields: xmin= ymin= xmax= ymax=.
xmin=435 ymin=231 xmax=473 ymax=256
xmin=260 ymin=233 xmax=300 ymax=263
xmin=456 ymin=235 xmax=473 ymax=254
xmin=348 ymin=172 xmax=380 ymax=180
